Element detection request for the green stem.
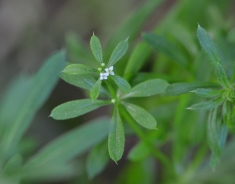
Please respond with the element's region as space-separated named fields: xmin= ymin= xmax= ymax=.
xmin=105 ymin=80 xmax=116 ymax=99
xmin=119 ymin=105 xmax=175 ymax=176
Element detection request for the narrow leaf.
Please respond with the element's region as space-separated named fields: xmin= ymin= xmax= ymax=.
xmin=107 ymin=38 xmax=129 ymax=67
xmin=215 ymin=62 xmax=230 ymax=88
xmin=51 ymin=99 xmax=111 ymax=120
xmin=23 ymin=118 xmax=110 ymax=168
xmin=108 ymin=108 xmax=125 ymax=162
xmin=143 ymin=33 xmax=188 ymax=68
xmin=164 ymin=82 xmax=219 ymax=96
xmin=0 ymin=50 xmax=66 ymax=160
xmin=110 ymin=75 xmax=131 ymax=93
xmin=187 ymin=98 xmax=224 ymax=111
xmin=124 ymin=102 xmax=157 ymax=129
xmin=62 ymin=64 xmax=97 ymax=75
xmin=197 ymin=24 xmax=221 ymax=66
xmin=207 ymin=108 xmax=221 ymax=168
xmin=90 ymin=34 xmax=103 ymax=64
xmin=86 ymin=142 xmax=109 ymax=179
xmin=124 ymin=42 xmax=151 ymax=80
xmin=104 ymin=0 xmax=163 ymax=60
xmin=122 ymin=79 xmax=168 ymax=98
xmin=60 ymin=73 xmax=110 ymax=97
xmin=90 ymin=79 xmax=102 ymax=100
xmin=191 ymin=88 xmax=221 ymax=98
xmin=128 ymin=142 xmax=150 ymax=161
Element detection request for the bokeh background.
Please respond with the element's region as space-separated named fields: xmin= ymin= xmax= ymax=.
xmin=1 ymin=0 xmax=235 ymax=183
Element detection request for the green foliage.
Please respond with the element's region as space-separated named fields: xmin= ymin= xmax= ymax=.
xmin=2 ymin=0 xmax=235 ymax=183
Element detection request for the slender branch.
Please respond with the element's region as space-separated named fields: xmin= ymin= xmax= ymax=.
xmin=119 ymin=105 xmax=175 ymax=176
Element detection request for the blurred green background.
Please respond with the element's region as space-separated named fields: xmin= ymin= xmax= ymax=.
xmin=1 ymin=0 xmax=235 ymax=183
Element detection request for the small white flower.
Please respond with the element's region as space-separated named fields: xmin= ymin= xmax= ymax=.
xmin=100 ymin=72 xmax=108 ymax=80
xmin=105 ymin=66 xmax=114 ymax=76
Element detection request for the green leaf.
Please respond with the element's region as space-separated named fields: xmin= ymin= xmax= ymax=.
xmin=86 ymin=141 xmax=109 ymax=179
xmin=124 ymin=102 xmax=157 ymax=129
xmin=0 ymin=50 xmax=66 ymax=160
xmin=108 ymin=108 xmax=125 ymax=162
xmin=51 ymin=99 xmax=111 ymax=120
xmin=122 ymin=79 xmax=168 ymax=98
xmin=215 ymin=62 xmax=230 ymax=88
xmin=143 ymin=33 xmax=188 ymax=68
xmin=207 ymin=108 xmax=221 ymax=169
xmin=187 ymin=98 xmax=224 ymax=111
xmin=191 ymin=88 xmax=221 ymax=98
xmin=217 ymin=125 xmax=228 ymax=150
xmin=62 ymin=64 xmax=97 ymax=75
xmin=107 ymin=38 xmax=129 ymax=67
xmin=197 ymin=24 xmax=221 ymax=66
xmin=110 ymin=75 xmax=131 ymax=93
xmin=90 ymin=34 xmax=103 ymax=64
xmin=164 ymin=82 xmax=219 ymax=96
xmin=90 ymin=79 xmax=102 ymax=100
xmin=23 ymin=118 xmax=110 ymax=170
xmin=65 ymin=32 xmax=93 ymax=64
xmin=60 ymin=73 xmax=110 ymax=97
xmin=104 ymin=0 xmax=163 ymax=60
xmin=128 ymin=142 xmax=150 ymax=161
xmin=124 ymin=42 xmax=151 ymax=80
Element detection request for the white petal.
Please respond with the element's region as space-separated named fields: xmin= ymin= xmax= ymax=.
xmin=109 ymin=66 xmax=113 ymax=70
xmin=110 ymin=71 xmax=114 ymax=75
xmin=105 ymin=68 xmax=109 ymax=72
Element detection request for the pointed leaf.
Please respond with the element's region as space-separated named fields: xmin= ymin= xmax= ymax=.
xmin=108 ymin=108 xmax=125 ymax=162
xmin=0 ymin=50 xmax=66 ymax=160
xmin=62 ymin=64 xmax=97 ymax=75
xmin=86 ymin=142 xmax=109 ymax=179
xmin=124 ymin=42 xmax=151 ymax=80
xmin=23 ymin=118 xmax=110 ymax=169
xmin=90 ymin=34 xmax=103 ymax=64
xmin=192 ymin=88 xmax=221 ymax=98
xmin=90 ymin=79 xmax=102 ymax=100
xmin=60 ymin=73 xmax=110 ymax=97
xmin=215 ymin=62 xmax=230 ymax=88
xmin=197 ymin=25 xmax=220 ymax=66
xmin=110 ymin=75 xmax=131 ymax=93
xmin=122 ymin=79 xmax=168 ymax=98
xmin=124 ymin=102 xmax=157 ymax=129
xmin=107 ymin=38 xmax=129 ymax=67
xmin=128 ymin=142 xmax=150 ymax=161
xmin=187 ymin=98 xmax=224 ymax=111
xmin=104 ymin=0 xmax=163 ymax=60
xmin=165 ymin=82 xmax=219 ymax=96
xmin=143 ymin=33 xmax=189 ymax=68
xmin=51 ymin=99 xmax=111 ymax=120
xmin=207 ymin=108 xmax=221 ymax=168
